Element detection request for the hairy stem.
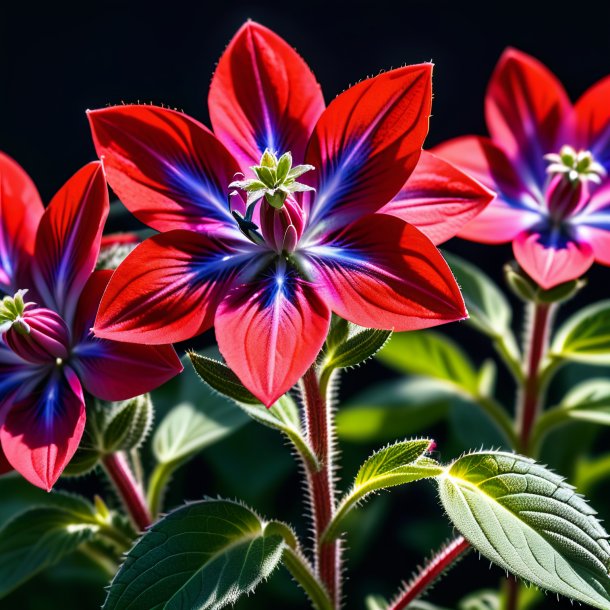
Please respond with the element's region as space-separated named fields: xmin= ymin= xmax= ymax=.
xmin=388 ymin=536 xmax=470 ymax=610
xmin=102 ymin=452 xmax=152 ymax=532
xmin=516 ymin=302 xmax=554 ymax=454
xmin=302 ymin=365 xmax=341 ymax=608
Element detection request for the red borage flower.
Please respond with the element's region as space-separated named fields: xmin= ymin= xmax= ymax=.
xmin=437 ymin=48 xmax=610 ymax=289
xmin=0 ymin=155 xmax=182 ymax=490
xmin=89 ymin=22 xmax=493 ymax=406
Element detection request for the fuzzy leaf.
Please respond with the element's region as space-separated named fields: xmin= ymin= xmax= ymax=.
xmin=444 ymin=252 xmax=512 ymax=339
xmin=378 ymin=331 xmax=480 ymax=395
xmin=326 ymin=327 xmax=392 ymax=370
xmin=559 ymin=379 xmax=610 ymax=425
xmin=103 ymin=499 xmax=285 ymax=610
xmin=104 ymin=394 xmax=154 ymax=452
xmin=0 ymin=495 xmax=99 ymax=598
xmin=189 ymin=353 xmax=259 ymax=404
xmin=551 ymin=300 xmax=610 ymax=364
xmin=439 ymin=451 xmax=610 ymax=609
xmin=325 ymin=440 xmax=443 ymax=541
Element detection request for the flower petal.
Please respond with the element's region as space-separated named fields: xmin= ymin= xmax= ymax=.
xmin=513 ymin=229 xmax=594 ymax=290
xmin=94 ymin=230 xmax=255 ymax=345
xmin=434 ymin=136 xmax=542 ymax=243
xmin=378 ymin=151 xmax=495 ymax=245
xmin=575 ymin=75 xmax=610 ymax=168
xmin=209 ymin=21 xmax=324 ymax=169
xmin=0 ymin=443 xmax=12 ymax=475
xmin=486 ymin=48 xmax=572 ymax=191
xmin=304 ymin=213 xmax=466 ymax=330
xmin=88 ymin=105 xmax=242 ymax=236
xmin=32 ymin=162 xmax=108 ymax=325
xmin=0 ymin=152 xmax=44 ymax=293
xmin=71 ymin=270 xmax=183 ymax=401
xmin=305 ymin=64 xmax=432 ymax=228
xmin=215 ymin=260 xmax=330 ymax=406
xmin=0 ymin=368 xmax=86 ymax=490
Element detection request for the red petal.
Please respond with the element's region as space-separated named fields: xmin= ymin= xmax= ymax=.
xmin=215 ymin=261 xmax=330 ymax=406
xmin=209 ymin=21 xmax=324 ymax=169
xmin=72 ymin=270 xmax=183 ymax=401
xmin=0 ymin=368 xmax=86 ymax=491
xmin=306 ymin=214 xmax=466 ymax=330
xmin=32 ymin=162 xmax=108 ymax=325
xmin=305 ymin=64 xmax=432 ymax=227
xmin=0 ymin=153 xmax=44 ymax=292
xmin=379 ymin=151 xmax=494 ymax=245
xmin=88 ymin=105 xmax=242 ymax=236
xmin=486 ymin=48 xmax=572 ymax=189
xmin=513 ymin=230 xmax=594 ymax=290
xmin=434 ymin=136 xmax=542 ymax=243
xmin=94 ymin=230 xmax=251 ymax=344
xmin=575 ymin=75 xmax=610 ymax=166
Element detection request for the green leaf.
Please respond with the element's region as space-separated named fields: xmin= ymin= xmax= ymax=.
xmin=378 ymin=331 xmax=480 ymax=395
xmin=439 ymin=451 xmax=610 ymax=609
xmin=365 ymin=595 xmax=388 ymax=610
xmin=103 ymin=499 xmax=285 ymax=610
xmin=336 ymin=379 xmax=454 ymax=443
xmin=324 ymin=440 xmax=443 ymax=541
xmin=0 ymin=495 xmax=100 ymax=598
xmin=325 ymin=326 xmax=392 ymax=370
xmin=104 ymin=394 xmax=154 ymax=452
xmin=188 ymin=353 xmax=259 ymax=405
xmin=560 ymin=379 xmax=610 ymax=425
xmin=551 ymin=300 xmax=610 ymax=364
xmin=153 ymin=401 xmax=247 ymax=466
xmin=444 ymin=252 xmax=512 ymax=338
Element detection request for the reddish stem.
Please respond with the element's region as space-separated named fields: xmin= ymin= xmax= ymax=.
xmin=102 ymin=452 xmax=152 ymax=531
xmin=506 ymin=576 xmax=519 ymax=610
xmin=302 ymin=366 xmax=340 ymax=607
xmin=389 ymin=537 xmax=470 ymax=610
xmin=518 ymin=302 xmax=552 ymax=452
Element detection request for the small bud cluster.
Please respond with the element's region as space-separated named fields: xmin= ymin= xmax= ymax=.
xmin=545 ymin=145 xmax=606 ymax=185
xmin=0 ymin=289 xmax=32 ymax=335
xmin=230 ymin=149 xmax=315 ymax=209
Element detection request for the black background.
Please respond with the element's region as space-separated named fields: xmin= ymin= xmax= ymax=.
xmin=2 ymin=1 xmax=610 ymax=609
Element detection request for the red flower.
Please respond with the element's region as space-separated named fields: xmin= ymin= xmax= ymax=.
xmin=0 ymin=154 xmax=182 ymax=490
xmin=88 ymin=22 xmax=492 ymax=406
xmin=437 ymin=48 xmax=610 ymax=289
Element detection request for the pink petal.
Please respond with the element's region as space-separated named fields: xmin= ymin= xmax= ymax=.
xmin=486 ymin=48 xmax=572 ymax=190
xmin=379 ymin=151 xmax=495 ymax=245
xmin=72 ymin=270 xmax=183 ymax=401
xmin=0 ymin=368 xmax=86 ymax=491
xmin=305 ymin=213 xmax=466 ymax=331
xmin=434 ymin=136 xmax=541 ymax=243
xmin=513 ymin=230 xmax=594 ymax=290
xmin=0 ymin=152 xmax=44 ymax=292
xmin=575 ymin=75 xmax=610 ymax=166
xmin=305 ymin=64 xmax=432 ymax=227
xmin=32 ymin=162 xmax=108 ymax=325
xmin=94 ymin=230 xmax=254 ymax=345
xmin=209 ymin=21 xmax=324 ymax=169
xmin=88 ymin=105 xmax=243 ymax=236
xmin=215 ymin=261 xmax=330 ymax=406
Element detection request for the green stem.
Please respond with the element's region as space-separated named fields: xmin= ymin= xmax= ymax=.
xmin=474 ymin=395 xmax=519 ymax=448
xmin=528 ymin=405 xmax=570 ymax=455
xmin=493 ymin=335 xmax=525 ymax=384
xmin=147 ymin=461 xmax=178 ymax=519
xmin=283 ymin=546 xmax=334 ymax=610
xmin=79 ymin=543 xmax=118 ymax=578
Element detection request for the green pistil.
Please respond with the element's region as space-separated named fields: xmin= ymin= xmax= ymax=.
xmin=0 ymin=289 xmax=32 ymax=335
xmin=545 ymin=145 xmax=607 ymax=185
xmin=229 ymin=149 xmax=315 ymax=209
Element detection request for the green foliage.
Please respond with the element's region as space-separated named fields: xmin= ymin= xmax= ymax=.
xmin=324 ymin=439 xmax=443 ymax=541
xmin=551 ymin=300 xmax=610 ymax=364
xmin=439 ymin=451 xmax=610 ymax=609
xmin=336 ymin=379 xmax=453 ymax=443
xmin=559 ymin=379 xmax=610 ymax=425
xmin=0 ymin=494 xmax=100 ymax=598
xmin=104 ymin=499 xmax=285 ymax=610
xmin=323 ymin=324 xmax=392 ymax=371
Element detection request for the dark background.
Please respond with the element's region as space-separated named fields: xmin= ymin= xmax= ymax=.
xmin=2 ymin=1 xmax=610 ymax=609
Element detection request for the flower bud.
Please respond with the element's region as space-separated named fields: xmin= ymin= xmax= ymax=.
xmin=259 ymin=196 xmax=306 ymax=253
xmin=546 ymin=174 xmax=589 ymax=220
xmin=5 ymin=307 xmax=70 ymax=364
